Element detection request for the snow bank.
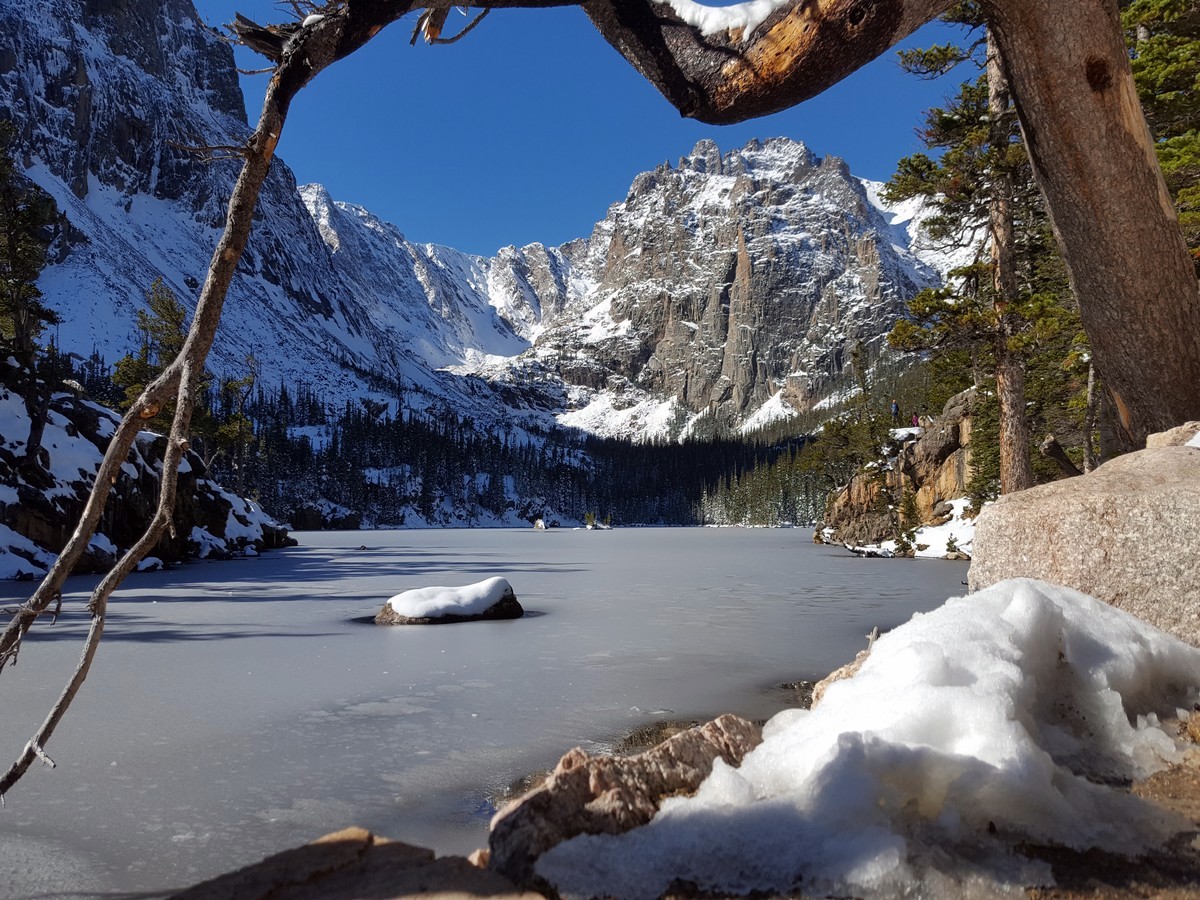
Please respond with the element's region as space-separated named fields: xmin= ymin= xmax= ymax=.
xmin=912 ymin=497 xmax=975 ymax=558
xmin=539 ymin=578 xmax=1200 ymax=898
xmin=386 ymin=576 xmax=514 ymax=619
xmin=0 ymin=524 xmax=56 ymax=579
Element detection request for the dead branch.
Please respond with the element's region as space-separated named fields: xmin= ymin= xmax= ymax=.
xmin=1040 ymin=434 xmax=1083 ymax=478
xmin=411 ymin=6 xmax=490 ymax=45
xmin=0 ymin=5 xmax=424 ymax=796
xmin=167 ymin=139 xmax=250 ymax=163
xmin=431 ymin=8 xmax=491 ymax=44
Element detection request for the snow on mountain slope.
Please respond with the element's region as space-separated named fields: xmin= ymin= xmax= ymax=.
xmin=861 ymin=179 xmax=982 ymax=279
xmin=3 ymin=0 xmax=944 ymax=443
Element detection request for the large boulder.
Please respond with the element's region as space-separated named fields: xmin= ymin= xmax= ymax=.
xmin=969 ymin=424 xmax=1200 ymax=646
xmin=487 ymin=714 xmax=762 ymax=889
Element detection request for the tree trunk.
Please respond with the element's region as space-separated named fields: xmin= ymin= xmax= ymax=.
xmin=987 ymin=0 xmax=1200 ymax=445
xmin=995 ymin=348 xmax=1033 ymax=493
xmin=987 ymin=30 xmax=1034 ymax=494
xmin=1082 ymin=362 xmax=1098 ymax=473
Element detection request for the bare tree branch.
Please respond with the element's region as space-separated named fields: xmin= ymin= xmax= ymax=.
xmin=0 ymin=3 xmax=425 ymax=796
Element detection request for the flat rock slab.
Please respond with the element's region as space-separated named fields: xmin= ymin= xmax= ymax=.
xmin=170 ymin=826 xmax=538 ymax=900
xmin=970 ymin=439 xmax=1200 ymax=646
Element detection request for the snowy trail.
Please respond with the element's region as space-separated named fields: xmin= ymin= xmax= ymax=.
xmin=0 ymin=528 xmax=967 ymax=897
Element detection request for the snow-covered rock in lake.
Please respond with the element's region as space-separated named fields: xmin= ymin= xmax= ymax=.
xmin=375 ymin=576 xmax=523 ymax=625
xmin=533 ymin=578 xmax=1200 ymax=898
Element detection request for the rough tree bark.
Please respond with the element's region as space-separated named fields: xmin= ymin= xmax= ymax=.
xmin=986 ymin=0 xmax=1200 ymax=446
xmin=584 ymin=0 xmax=1200 ymax=446
xmin=986 ymin=29 xmax=1034 ymax=495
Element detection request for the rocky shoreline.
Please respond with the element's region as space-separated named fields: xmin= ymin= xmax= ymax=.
xmin=171 ymin=676 xmax=1200 ymax=900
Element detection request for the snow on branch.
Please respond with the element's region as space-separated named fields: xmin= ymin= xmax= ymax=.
xmin=659 ymin=0 xmax=791 ymax=41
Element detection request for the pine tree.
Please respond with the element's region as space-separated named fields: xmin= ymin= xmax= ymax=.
xmin=886 ymin=14 xmax=1085 ymax=493
xmin=1124 ymin=0 xmax=1200 ymax=271
xmin=0 ymin=121 xmax=63 ymax=462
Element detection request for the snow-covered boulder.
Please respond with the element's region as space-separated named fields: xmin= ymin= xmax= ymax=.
xmin=971 ymin=424 xmax=1200 ymax=646
xmin=375 ymin=576 xmax=523 ymax=625
xmin=508 ymin=579 xmax=1200 ymax=898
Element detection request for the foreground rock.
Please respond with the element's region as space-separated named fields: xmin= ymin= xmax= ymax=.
xmin=376 ymin=576 xmax=524 ymax=625
xmin=487 ymin=713 xmax=763 ymax=889
xmin=970 ymin=424 xmax=1200 ymax=646
xmin=170 ymin=826 xmax=537 ymax=900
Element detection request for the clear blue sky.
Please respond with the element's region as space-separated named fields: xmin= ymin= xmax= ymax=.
xmin=194 ymin=2 xmax=961 ymax=256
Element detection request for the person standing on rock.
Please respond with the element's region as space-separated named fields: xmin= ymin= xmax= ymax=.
xmin=891 ymin=399 xmax=900 ymax=423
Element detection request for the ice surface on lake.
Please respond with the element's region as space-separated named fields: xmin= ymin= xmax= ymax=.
xmin=539 ymin=578 xmax=1200 ymax=899
xmin=0 ymin=529 xmax=967 ymax=897
xmin=387 ymin=576 xmax=514 ymax=618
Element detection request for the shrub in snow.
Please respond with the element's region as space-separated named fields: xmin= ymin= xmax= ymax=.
xmin=536 ymin=578 xmax=1200 ymax=898
xmin=375 ymin=576 xmax=523 ymax=625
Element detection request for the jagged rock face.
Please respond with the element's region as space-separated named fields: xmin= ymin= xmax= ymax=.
xmin=823 ymin=389 xmax=975 ymax=546
xmin=3 ymin=0 xmax=939 ymax=442
xmin=0 ymin=0 xmax=244 ymax=202
xmin=526 ymin=139 xmax=937 ymax=431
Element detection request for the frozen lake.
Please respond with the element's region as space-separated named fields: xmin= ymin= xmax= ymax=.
xmin=0 ymin=528 xmax=969 ymax=897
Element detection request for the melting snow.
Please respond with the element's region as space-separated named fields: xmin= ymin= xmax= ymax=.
xmin=540 ymin=578 xmax=1200 ymax=898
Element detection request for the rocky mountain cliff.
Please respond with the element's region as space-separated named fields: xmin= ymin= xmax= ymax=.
xmin=2 ymin=0 xmax=943 ymax=442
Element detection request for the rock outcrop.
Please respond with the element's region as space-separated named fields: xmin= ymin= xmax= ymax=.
xmin=823 ymin=389 xmax=974 ymax=546
xmin=170 ymin=826 xmax=538 ymax=900
xmin=487 ymin=713 xmax=763 ymax=889
xmin=0 ymin=388 xmax=292 ymax=578
xmin=969 ymin=423 xmax=1200 ymax=646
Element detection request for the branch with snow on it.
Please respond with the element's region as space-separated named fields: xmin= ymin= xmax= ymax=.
xmin=659 ymin=0 xmax=791 ymax=42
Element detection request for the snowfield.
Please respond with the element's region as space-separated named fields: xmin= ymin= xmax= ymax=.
xmin=386 ymin=576 xmax=515 ymax=619
xmin=539 ymin=577 xmax=1200 ymax=898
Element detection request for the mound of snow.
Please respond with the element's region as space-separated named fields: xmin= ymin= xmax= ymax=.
xmin=386 ymin=576 xmax=515 ymax=620
xmin=539 ymin=578 xmax=1200 ymax=898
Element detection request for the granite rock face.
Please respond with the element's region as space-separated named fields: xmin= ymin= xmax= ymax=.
xmin=521 ymin=138 xmax=941 ymax=434
xmin=824 ymin=389 xmax=974 ymax=545
xmin=969 ymin=424 xmax=1200 ymax=646
xmin=487 ymin=713 xmax=763 ymax=889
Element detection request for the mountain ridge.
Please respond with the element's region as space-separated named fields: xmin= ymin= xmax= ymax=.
xmin=2 ymin=0 xmax=945 ymax=443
